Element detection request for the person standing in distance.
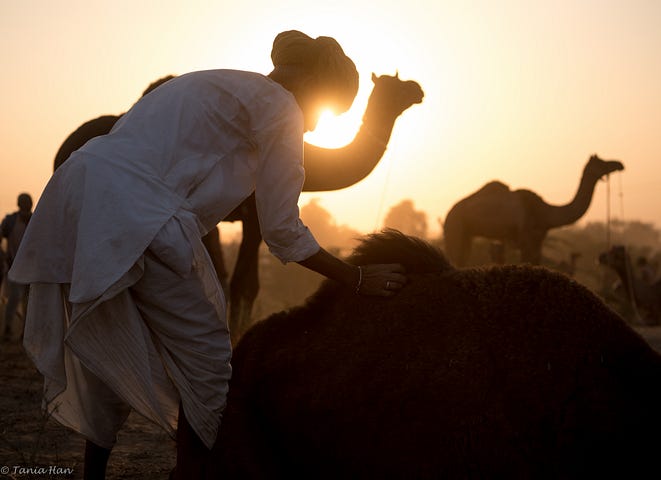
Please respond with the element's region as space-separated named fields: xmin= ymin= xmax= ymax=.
xmin=1 ymin=192 xmax=32 ymax=340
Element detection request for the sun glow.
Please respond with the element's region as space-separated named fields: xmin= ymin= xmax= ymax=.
xmin=304 ymin=108 xmax=362 ymax=149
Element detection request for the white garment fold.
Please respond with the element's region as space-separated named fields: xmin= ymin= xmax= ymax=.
xmin=11 ymin=69 xmax=321 ymax=448
xmin=24 ymin=210 xmax=230 ymax=449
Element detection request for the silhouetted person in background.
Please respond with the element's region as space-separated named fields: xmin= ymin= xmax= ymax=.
xmin=1 ymin=193 xmax=32 ymax=340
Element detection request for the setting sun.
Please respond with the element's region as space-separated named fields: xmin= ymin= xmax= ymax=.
xmin=1 ymin=0 xmax=661 ymax=238
xmin=304 ymin=108 xmax=363 ymax=148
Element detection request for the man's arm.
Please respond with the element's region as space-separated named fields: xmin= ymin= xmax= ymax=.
xmin=297 ymin=247 xmax=407 ymax=297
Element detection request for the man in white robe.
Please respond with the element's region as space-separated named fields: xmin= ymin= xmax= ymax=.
xmin=9 ymin=30 xmax=407 ymax=478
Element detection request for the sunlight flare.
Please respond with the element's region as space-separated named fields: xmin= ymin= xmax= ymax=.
xmin=304 ymin=108 xmax=361 ymax=148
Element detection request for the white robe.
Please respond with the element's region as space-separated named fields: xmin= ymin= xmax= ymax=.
xmin=9 ymin=69 xmax=320 ymax=449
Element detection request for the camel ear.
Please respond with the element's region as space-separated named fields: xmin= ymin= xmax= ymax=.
xmin=395 ymin=70 xmax=399 ymax=79
xmin=371 ymin=72 xmax=377 ymax=83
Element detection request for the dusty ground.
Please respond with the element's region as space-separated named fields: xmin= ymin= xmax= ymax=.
xmin=0 ymin=339 xmax=175 ymax=479
xmin=2 ymin=327 xmax=661 ymax=479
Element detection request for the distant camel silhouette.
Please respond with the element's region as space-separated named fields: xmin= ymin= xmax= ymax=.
xmin=53 ymin=73 xmax=424 ymax=338
xmin=599 ymin=245 xmax=661 ymax=324
xmin=443 ymin=155 xmax=624 ymax=266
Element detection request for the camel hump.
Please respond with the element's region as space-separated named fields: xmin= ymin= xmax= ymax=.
xmin=479 ymin=181 xmax=509 ymax=195
xmin=512 ymin=188 xmax=544 ymax=205
xmin=54 ymin=115 xmax=121 ymax=171
xmin=346 ymin=229 xmax=452 ymax=274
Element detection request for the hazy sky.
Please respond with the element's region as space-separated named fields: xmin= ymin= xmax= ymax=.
xmin=2 ymin=0 xmax=660 ymax=241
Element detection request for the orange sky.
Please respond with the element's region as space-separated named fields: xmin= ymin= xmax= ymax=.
xmin=2 ymin=0 xmax=660 ymax=242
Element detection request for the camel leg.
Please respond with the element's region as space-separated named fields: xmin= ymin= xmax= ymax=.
xmin=228 ymin=203 xmax=262 ymax=341
xmin=83 ymin=441 xmax=111 ymax=480
xmin=444 ymin=231 xmax=471 ymax=267
xmin=520 ymin=237 xmax=544 ymax=265
xmin=201 ymin=226 xmax=229 ymax=295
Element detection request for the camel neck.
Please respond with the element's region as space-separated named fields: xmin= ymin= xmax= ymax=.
xmin=301 ymin=94 xmax=399 ymax=192
xmin=360 ymin=102 xmax=400 ymax=146
xmin=544 ymin=171 xmax=602 ymax=228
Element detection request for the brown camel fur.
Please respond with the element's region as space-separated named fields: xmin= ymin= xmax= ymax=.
xmin=203 ymin=230 xmax=661 ymax=479
xmin=443 ymin=154 xmax=624 ymax=267
xmin=599 ymin=244 xmax=661 ymax=324
xmin=53 ymin=73 xmax=424 ymax=340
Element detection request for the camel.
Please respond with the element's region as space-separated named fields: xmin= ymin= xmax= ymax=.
xmin=225 ymin=73 xmax=423 ymax=337
xmin=443 ymin=154 xmax=624 ymax=267
xmin=53 ymin=73 xmax=424 ymax=339
xmin=198 ymin=230 xmax=661 ymax=479
xmin=599 ymin=244 xmax=661 ymax=324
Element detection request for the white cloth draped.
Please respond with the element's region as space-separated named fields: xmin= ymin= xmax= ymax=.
xmin=10 ymin=69 xmax=321 ymax=448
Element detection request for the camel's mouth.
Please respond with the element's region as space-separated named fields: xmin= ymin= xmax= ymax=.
xmin=598 ymin=160 xmax=625 ymax=180
xmin=412 ymin=88 xmax=424 ymax=104
xmin=609 ymin=160 xmax=625 ymax=172
xmin=406 ymin=81 xmax=425 ymax=104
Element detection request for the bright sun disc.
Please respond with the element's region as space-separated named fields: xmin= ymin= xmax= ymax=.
xmin=304 ymin=108 xmax=360 ymax=148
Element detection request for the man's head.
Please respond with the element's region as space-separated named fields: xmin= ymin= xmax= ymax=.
xmin=17 ymin=193 xmax=32 ymax=215
xmin=141 ymin=75 xmax=176 ymax=97
xmin=269 ymin=30 xmax=358 ymax=131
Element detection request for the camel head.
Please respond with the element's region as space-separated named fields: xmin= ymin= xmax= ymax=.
xmin=585 ymin=154 xmax=625 ymax=180
xmin=367 ymin=72 xmax=424 ymax=118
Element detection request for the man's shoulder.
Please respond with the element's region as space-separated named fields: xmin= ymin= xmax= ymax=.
xmin=1 ymin=212 xmax=18 ymax=236
xmin=1 ymin=212 xmax=17 ymax=223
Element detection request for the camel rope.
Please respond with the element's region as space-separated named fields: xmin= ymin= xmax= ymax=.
xmin=607 ymin=172 xmax=642 ymax=323
xmin=623 ymin=246 xmax=642 ymax=323
xmin=605 ymin=174 xmax=611 ymax=248
xmin=617 ymin=173 xmax=626 ymax=224
xmin=373 ymin=149 xmax=395 ymax=231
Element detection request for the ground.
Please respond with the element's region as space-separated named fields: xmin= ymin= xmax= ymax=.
xmin=0 ymin=339 xmax=175 ymax=480
xmin=2 ymin=328 xmax=661 ymax=480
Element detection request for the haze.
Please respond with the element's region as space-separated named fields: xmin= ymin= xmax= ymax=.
xmin=2 ymin=0 xmax=660 ymax=239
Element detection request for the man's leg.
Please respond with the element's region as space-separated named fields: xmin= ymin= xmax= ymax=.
xmin=126 ymin=213 xmax=231 ymax=476
xmin=131 ymin=234 xmax=230 ymax=476
xmin=67 ymin=355 xmax=131 ymax=480
xmin=84 ymin=441 xmax=112 ymax=480
xmin=170 ymin=403 xmax=212 ymax=479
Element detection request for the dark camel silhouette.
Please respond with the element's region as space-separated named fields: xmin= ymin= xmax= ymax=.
xmin=53 ymin=73 xmax=424 ymax=339
xmin=443 ymin=154 xmax=624 ymax=266
xmin=200 ymin=230 xmax=661 ymax=479
xmin=599 ymin=244 xmax=661 ymax=324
